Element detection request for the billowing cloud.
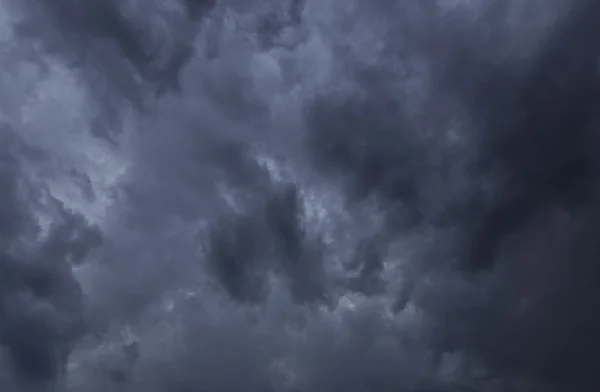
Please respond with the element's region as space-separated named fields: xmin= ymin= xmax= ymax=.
xmin=0 ymin=0 xmax=598 ymax=391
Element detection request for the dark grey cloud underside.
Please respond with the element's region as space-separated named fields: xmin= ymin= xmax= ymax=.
xmin=12 ymin=0 xmax=217 ymax=142
xmin=2 ymin=0 xmax=600 ymax=391
xmin=448 ymin=0 xmax=600 ymax=388
xmin=0 ymin=127 xmax=103 ymax=387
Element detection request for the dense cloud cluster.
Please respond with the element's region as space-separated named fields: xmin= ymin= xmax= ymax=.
xmin=0 ymin=0 xmax=599 ymax=391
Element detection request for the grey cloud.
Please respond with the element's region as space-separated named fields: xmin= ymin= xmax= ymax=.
xmin=11 ymin=0 xmax=218 ymax=142
xmin=0 ymin=125 xmax=102 ymax=388
xmin=1 ymin=0 xmax=600 ymax=391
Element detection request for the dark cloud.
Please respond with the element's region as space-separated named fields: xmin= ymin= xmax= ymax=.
xmin=305 ymin=93 xmax=428 ymax=230
xmin=11 ymin=0 xmax=218 ymax=142
xmin=0 ymin=126 xmax=102 ymax=389
xmin=448 ymin=1 xmax=600 ymax=388
xmin=1 ymin=0 xmax=600 ymax=391
xmin=463 ymin=0 xmax=600 ymax=270
xmin=0 ymin=127 xmax=31 ymax=246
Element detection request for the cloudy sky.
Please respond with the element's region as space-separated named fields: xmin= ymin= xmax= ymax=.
xmin=0 ymin=0 xmax=599 ymax=391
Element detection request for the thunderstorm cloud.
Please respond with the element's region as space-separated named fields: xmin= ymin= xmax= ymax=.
xmin=0 ymin=0 xmax=598 ymax=391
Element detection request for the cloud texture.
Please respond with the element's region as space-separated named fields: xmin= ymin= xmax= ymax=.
xmin=0 ymin=0 xmax=599 ymax=390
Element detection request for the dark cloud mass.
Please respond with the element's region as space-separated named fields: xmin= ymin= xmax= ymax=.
xmin=0 ymin=0 xmax=599 ymax=390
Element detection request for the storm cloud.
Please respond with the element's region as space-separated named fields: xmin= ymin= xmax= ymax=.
xmin=0 ymin=0 xmax=599 ymax=391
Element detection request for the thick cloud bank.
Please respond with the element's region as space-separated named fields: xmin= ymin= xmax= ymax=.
xmin=0 ymin=0 xmax=599 ymax=390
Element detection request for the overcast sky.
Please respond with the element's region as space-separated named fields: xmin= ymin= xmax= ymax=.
xmin=0 ymin=0 xmax=599 ymax=391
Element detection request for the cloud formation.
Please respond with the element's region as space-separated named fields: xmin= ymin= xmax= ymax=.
xmin=0 ymin=0 xmax=599 ymax=391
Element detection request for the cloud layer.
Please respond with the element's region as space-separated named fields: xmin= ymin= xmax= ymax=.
xmin=0 ymin=0 xmax=599 ymax=391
